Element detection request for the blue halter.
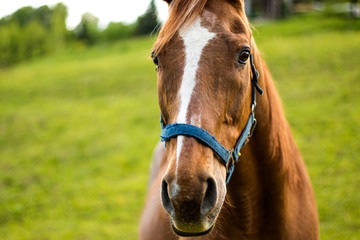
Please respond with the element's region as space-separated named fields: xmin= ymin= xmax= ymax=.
xmin=160 ymin=54 xmax=263 ymax=184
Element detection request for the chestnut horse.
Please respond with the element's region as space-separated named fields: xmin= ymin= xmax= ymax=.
xmin=139 ymin=0 xmax=319 ymax=239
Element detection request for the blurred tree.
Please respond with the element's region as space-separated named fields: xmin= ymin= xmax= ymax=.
xmin=0 ymin=23 xmax=22 ymax=66
xmin=23 ymin=20 xmax=49 ymax=58
xmin=134 ymin=0 xmax=161 ymax=36
xmin=350 ymin=0 xmax=360 ymax=18
xmin=264 ymin=0 xmax=283 ymax=18
xmin=11 ymin=6 xmax=34 ymax=27
xmin=74 ymin=13 xmax=101 ymax=45
xmin=0 ymin=4 xmax=68 ymax=67
xmin=51 ymin=3 xmax=68 ymax=51
xmin=250 ymin=0 xmax=292 ymax=19
xmin=103 ymin=22 xmax=135 ymax=42
xmin=34 ymin=5 xmax=52 ymax=29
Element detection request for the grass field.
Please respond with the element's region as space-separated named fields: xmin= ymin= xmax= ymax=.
xmin=1 ymin=14 xmax=359 ymax=239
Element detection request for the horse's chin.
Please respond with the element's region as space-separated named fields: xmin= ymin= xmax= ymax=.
xmin=171 ymin=223 xmax=214 ymax=237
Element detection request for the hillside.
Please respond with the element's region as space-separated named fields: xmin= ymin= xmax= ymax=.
xmin=0 ymin=14 xmax=359 ymax=239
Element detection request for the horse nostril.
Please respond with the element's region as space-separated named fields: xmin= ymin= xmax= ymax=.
xmin=161 ymin=179 xmax=174 ymax=215
xmin=201 ymin=177 xmax=217 ymax=216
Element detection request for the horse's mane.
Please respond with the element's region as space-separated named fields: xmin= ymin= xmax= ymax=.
xmin=259 ymin=59 xmax=303 ymax=187
xmin=155 ymin=0 xmax=302 ymax=186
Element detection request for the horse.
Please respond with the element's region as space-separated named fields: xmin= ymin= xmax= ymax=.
xmin=139 ymin=0 xmax=319 ymax=239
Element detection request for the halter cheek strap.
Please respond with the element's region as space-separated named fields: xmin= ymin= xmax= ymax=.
xmin=160 ymin=54 xmax=263 ymax=184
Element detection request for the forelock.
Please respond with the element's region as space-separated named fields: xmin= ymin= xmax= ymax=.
xmin=153 ymin=0 xmax=250 ymax=55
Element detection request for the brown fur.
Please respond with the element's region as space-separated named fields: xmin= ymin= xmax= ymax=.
xmin=139 ymin=0 xmax=319 ymax=239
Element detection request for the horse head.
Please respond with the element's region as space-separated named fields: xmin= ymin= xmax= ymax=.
xmin=152 ymin=0 xmax=259 ymax=236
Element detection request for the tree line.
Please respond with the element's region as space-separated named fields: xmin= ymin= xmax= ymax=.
xmin=0 ymin=0 xmax=160 ymax=67
xmin=1 ymin=0 xmax=355 ymax=67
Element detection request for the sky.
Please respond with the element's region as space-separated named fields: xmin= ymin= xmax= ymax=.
xmin=0 ymin=0 xmax=169 ymax=29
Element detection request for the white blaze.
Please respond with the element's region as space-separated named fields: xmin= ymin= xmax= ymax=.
xmin=176 ymin=17 xmax=216 ymax=166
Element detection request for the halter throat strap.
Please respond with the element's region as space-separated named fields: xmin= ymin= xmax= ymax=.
xmin=160 ymin=54 xmax=263 ymax=184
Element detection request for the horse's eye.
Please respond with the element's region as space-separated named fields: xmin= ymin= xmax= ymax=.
xmin=153 ymin=55 xmax=159 ymax=65
xmin=238 ymin=50 xmax=250 ymax=64
xmin=151 ymin=50 xmax=159 ymax=70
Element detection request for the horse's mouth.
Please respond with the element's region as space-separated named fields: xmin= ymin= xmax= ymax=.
xmin=171 ymin=223 xmax=214 ymax=237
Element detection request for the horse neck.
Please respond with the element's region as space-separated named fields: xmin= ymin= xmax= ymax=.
xmin=252 ymin=58 xmax=304 ymax=185
xmin=222 ymin=58 xmax=308 ymax=235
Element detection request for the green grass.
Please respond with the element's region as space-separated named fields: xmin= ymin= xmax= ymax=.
xmin=0 ymin=37 xmax=159 ymax=239
xmin=1 ymin=14 xmax=359 ymax=239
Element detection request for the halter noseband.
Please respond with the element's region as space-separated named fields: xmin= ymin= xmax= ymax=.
xmin=160 ymin=54 xmax=263 ymax=184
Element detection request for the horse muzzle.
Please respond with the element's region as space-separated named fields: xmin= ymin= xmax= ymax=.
xmin=161 ymin=174 xmax=222 ymax=236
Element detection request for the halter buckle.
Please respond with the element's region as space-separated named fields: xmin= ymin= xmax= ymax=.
xmin=251 ymin=103 xmax=256 ymax=113
xmin=249 ymin=118 xmax=257 ymax=138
